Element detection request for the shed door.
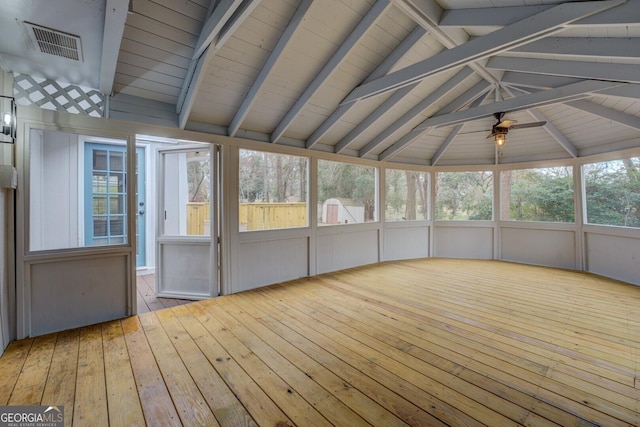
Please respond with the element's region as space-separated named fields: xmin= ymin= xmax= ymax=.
xmin=156 ymin=145 xmax=218 ymax=299
xmin=327 ymin=204 xmax=339 ymax=224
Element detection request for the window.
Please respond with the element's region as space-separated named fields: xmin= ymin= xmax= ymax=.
xmin=500 ymin=166 xmax=575 ymax=222
xmin=29 ymin=129 xmax=136 ymax=252
xmin=318 ymin=159 xmax=377 ymax=225
xmin=584 ymin=157 xmax=640 ymax=228
xmin=385 ymin=169 xmax=429 ymax=221
xmin=239 ymin=149 xmax=308 ymax=231
xmin=435 ymin=171 xmax=493 ymax=220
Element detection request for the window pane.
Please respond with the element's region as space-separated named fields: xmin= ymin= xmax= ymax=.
xmin=162 ymin=149 xmax=212 ymax=237
xmin=385 ymin=169 xmax=429 ymax=221
xmin=584 ymin=157 xmax=640 ymax=228
xmin=109 ymin=173 xmax=124 ymax=193
xmin=239 ymin=149 xmax=308 ymax=231
xmin=93 ymin=217 xmax=107 ymax=237
xmin=501 ymin=167 xmax=575 ymax=222
xmin=318 ymin=160 xmax=377 ymax=225
xmin=28 ymin=129 xmax=130 ymax=251
xmin=93 ymin=172 xmax=107 ymax=193
xmin=110 ymin=194 xmax=125 ymax=215
xmin=93 ymin=150 xmax=107 ymax=170
xmin=110 ymin=151 xmax=124 ymax=171
xmin=435 ymin=171 xmax=493 ymax=220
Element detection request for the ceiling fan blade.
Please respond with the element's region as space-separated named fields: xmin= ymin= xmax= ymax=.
xmin=459 ymin=129 xmax=491 ymax=135
xmin=510 ymin=121 xmax=547 ymax=130
xmin=497 ymin=119 xmax=517 ymax=128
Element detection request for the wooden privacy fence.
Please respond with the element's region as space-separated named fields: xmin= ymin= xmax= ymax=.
xmin=240 ymin=202 xmax=307 ymax=231
xmin=188 ymin=202 xmax=307 ymax=233
xmin=187 ymin=202 xmax=210 ymax=235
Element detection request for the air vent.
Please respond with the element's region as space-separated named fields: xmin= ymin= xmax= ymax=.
xmin=25 ymin=22 xmax=83 ymax=61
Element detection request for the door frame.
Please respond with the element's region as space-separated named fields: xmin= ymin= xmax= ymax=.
xmin=155 ymin=144 xmax=219 ymax=299
xmin=16 ymin=125 xmax=137 ymax=338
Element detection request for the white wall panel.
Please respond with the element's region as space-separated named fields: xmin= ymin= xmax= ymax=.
xmin=236 ymin=237 xmax=309 ymax=292
xmin=434 ymin=225 xmax=494 ymax=259
xmin=384 ymin=225 xmax=429 ymax=261
xmin=158 ymin=242 xmax=212 ymax=298
xmin=0 ymin=189 xmax=8 ymax=353
xmin=585 ymin=232 xmax=640 ymax=286
xmin=317 ymin=228 xmax=379 ymax=274
xmin=501 ymin=227 xmax=577 ymax=269
xmin=29 ymin=254 xmax=130 ymax=336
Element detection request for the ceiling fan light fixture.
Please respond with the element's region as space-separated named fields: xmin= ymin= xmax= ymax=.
xmin=494 ymin=132 xmax=506 ymax=147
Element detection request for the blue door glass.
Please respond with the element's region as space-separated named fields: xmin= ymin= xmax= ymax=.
xmin=84 ymin=143 xmax=146 ymax=266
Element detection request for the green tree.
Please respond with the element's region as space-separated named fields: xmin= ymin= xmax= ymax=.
xmin=318 ymin=160 xmax=376 ymax=221
xmin=508 ymin=167 xmax=574 ymax=222
xmin=436 ymin=171 xmax=493 ymax=220
xmin=584 ymin=158 xmax=640 ymax=227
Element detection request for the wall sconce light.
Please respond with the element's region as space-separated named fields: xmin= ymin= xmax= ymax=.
xmin=0 ymin=95 xmax=17 ymax=144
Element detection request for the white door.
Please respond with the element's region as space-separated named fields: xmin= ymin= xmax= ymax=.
xmin=156 ymin=145 xmax=218 ymax=299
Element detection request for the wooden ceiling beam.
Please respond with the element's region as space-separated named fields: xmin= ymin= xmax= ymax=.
xmin=306 ymin=25 xmax=427 ymax=149
xmin=487 ymin=57 xmax=640 ymax=84
xmin=567 ymin=99 xmax=640 ymax=130
xmin=357 ymin=66 xmax=475 ymax=157
xmin=228 ymin=0 xmax=313 ymax=137
xmin=341 ymin=0 xmax=624 ymax=104
xmin=270 ymin=0 xmax=392 ymax=143
xmin=378 ymin=80 xmax=492 ymax=161
xmin=178 ymin=0 xmax=259 ymax=128
xmin=510 ymin=37 xmax=640 ymax=60
xmin=414 ymin=80 xmax=624 ymax=131
xmin=439 ymin=0 xmax=636 ymax=27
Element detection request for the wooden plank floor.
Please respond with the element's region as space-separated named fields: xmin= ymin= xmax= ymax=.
xmin=1 ymin=259 xmax=639 ymax=426
xmin=136 ymin=274 xmax=191 ymax=313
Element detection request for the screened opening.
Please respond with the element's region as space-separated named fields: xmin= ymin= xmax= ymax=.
xmin=500 ymin=166 xmax=575 ymax=223
xmin=584 ymin=157 xmax=640 ymax=228
xmin=318 ymin=159 xmax=377 ymax=225
xmin=238 ymin=149 xmax=308 ymax=232
xmin=435 ymin=171 xmax=493 ymax=220
xmin=29 ymin=129 xmax=133 ymax=252
xmin=385 ymin=169 xmax=429 ymax=221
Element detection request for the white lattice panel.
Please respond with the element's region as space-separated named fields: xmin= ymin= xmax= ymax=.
xmin=13 ymin=74 xmax=105 ymax=118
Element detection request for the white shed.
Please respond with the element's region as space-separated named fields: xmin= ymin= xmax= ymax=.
xmin=321 ymin=198 xmax=365 ymax=225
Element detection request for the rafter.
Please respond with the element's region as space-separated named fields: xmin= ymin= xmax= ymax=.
xmin=99 ymin=0 xmax=129 ymax=94
xmin=487 ymin=57 xmax=640 ymax=84
xmin=394 ymin=0 xmax=499 ymax=84
xmin=377 ymin=81 xmax=492 ymax=161
xmin=306 ymin=25 xmax=427 ymax=149
xmin=567 ymin=100 xmax=640 ymax=130
xmin=228 ymin=0 xmax=313 ymax=137
xmin=439 ymin=0 xmax=637 ymax=27
xmin=341 ymin=0 xmax=624 ymax=104
xmin=501 ymin=72 xmax=581 ymax=90
xmin=510 ymin=37 xmax=640 ymax=60
xmin=357 ymin=67 xmax=475 ymax=157
xmin=192 ymin=0 xmax=244 ymax=60
xmin=431 ymin=90 xmax=493 ymax=165
xmin=335 ymin=82 xmax=418 ymax=154
xmin=178 ymin=0 xmax=260 ymax=129
xmin=431 ymin=124 xmax=464 ymax=166
xmin=414 ymin=80 xmax=624 ymax=132
xmin=270 ymin=0 xmax=392 ymax=143
xmin=439 ymin=6 xmax=552 ymax=28
xmin=501 ymin=85 xmax=578 ymax=158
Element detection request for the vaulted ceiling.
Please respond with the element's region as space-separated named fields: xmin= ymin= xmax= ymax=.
xmin=1 ymin=0 xmax=639 ymax=166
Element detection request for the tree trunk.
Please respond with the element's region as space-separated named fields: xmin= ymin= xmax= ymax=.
xmin=500 ymin=170 xmax=512 ymax=220
xmin=405 ymin=171 xmax=417 ymax=220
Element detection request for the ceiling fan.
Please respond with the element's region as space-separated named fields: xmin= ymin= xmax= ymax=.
xmin=486 ymin=112 xmax=546 ymax=147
